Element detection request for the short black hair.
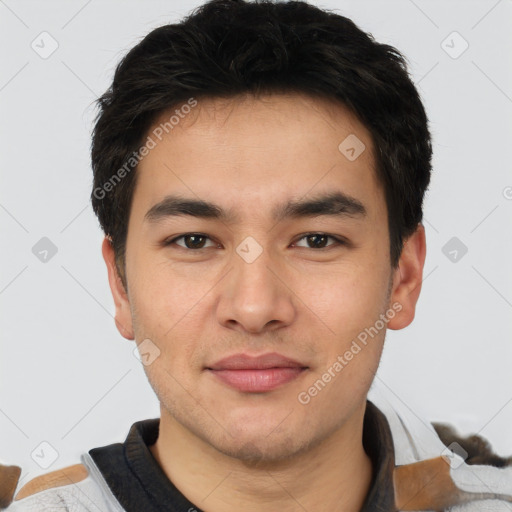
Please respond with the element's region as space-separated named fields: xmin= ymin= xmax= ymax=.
xmin=91 ymin=0 xmax=432 ymax=288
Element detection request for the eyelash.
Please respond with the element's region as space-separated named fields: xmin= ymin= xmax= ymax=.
xmin=163 ymin=232 xmax=348 ymax=250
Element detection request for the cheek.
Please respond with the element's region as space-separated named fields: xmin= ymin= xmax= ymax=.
xmin=128 ymin=264 xmax=203 ymax=367
xmin=130 ymin=256 xmax=197 ymax=325
xmin=297 ymin=274 xmax=388 ymax=407
xmin=293 ymin=262 xmax=389 ymax=337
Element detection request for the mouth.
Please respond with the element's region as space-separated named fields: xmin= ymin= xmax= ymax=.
xmin=205 ymin=352 xmax=309 ymax=393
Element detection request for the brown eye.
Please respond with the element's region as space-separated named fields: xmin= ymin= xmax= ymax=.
xmin=294 ymin=233 xmax=345 ymax=249
xmin=166 ymin=234 xmax=216 ymax=249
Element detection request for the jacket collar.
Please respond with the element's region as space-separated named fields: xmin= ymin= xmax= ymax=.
xmin=89 ymin=399 xmax=397 ymax=511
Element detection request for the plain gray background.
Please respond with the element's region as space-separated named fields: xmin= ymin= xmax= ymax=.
xmin=1 ymin=0 xmax=511 ymax=487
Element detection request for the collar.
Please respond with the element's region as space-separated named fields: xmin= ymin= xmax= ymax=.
xmin=89 ymin=399 xmax=396 ymax=511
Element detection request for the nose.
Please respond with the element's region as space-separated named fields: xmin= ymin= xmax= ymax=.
xmin=216 ymin=243 xmax=296 ymax=334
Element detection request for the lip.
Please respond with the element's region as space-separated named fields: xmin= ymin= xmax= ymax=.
xmin=207 ymin=352 xmax=306 ymax=370
xmin=206 ymin=352 xmax=308 ymax=392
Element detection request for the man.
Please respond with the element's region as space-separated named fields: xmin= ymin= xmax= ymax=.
xmin=5 ymin=0 xmax=512 ymax=510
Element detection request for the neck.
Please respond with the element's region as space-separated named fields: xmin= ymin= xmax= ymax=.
xmin=149 ymin=402 xmax=374 ymax=512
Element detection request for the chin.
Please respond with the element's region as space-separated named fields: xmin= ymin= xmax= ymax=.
xmin=215 ymin=434 xmax=305 ymax=466
xmin=212 ymin=416 xmax=331 ymax=466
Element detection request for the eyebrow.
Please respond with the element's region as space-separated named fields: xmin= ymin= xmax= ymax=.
xmin=144 ymin=191 xmax=367 ymax=225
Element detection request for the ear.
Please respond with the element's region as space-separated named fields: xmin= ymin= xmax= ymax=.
xmin=101 ymin=237 xmax=135 ymax=340
xmin=387 ymin=224 xmax=427 ymax=330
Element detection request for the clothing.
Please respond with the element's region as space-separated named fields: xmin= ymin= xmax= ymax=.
xmin=89 ymin=400 xmax=394 ymax=512
xmin=7 ymin=384 xmax=512 ymax=511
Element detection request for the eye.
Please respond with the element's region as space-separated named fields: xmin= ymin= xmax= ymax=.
xmin=163 ymin=232 xmax=347 ymax=251
xmin=293 ymin=233 xmax=346 ymax=249
xmin=165 ymin=233 xmax=217 ymax=250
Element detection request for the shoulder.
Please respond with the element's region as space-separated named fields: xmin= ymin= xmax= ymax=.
xmin=13 ymin=463 xmax=89 ymax=502
xmin=367 ymin=388 xmax=512 ymax=511
xmin=393 ymin=417 xmax=512 ymax=511
xmin=5 ymin=463 xmax=91 ymax=511
xmin=4 ymin=452 xmax=128 ymax=511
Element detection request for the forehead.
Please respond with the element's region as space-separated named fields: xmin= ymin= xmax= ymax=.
xmin=131 ymin=92 xmax=384 ymax=223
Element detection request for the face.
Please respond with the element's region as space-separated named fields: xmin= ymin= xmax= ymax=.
xmin=103 ymin=92 xmax=425 ymax=462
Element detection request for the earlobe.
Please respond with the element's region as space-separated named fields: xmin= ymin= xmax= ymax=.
xmin=101 ymin=237 xmax=135 ymax=340
xmin=387 ymin=224 xmax=427 ymax=331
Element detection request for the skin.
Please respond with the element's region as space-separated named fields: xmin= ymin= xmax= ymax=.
xmin=102 ymin=92 xmax=426 ymax=512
